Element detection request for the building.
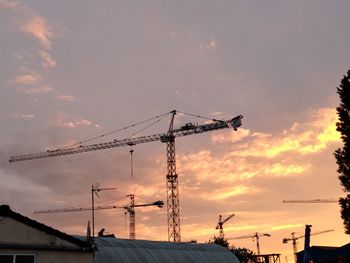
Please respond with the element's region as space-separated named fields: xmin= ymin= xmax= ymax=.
xmin=296 ymin=243 xmax=350 ymax=263
xmin=92 ymin=236 xmax=240 ymax=263
xmin=0 ymin=205 xmax=93 ymax=263
xmin=0 ymin=204 xmax=239 ymax=263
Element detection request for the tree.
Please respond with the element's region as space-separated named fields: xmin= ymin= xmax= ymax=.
xmin=231 ymin=246 xmax=257 ymax=263
xmin=208 ymin=236 xmax=256 ymax=262
xmin=335 ymin=70 xmax=350 ymax=234
xmin=208 ymin=236 xmax=230 ymax=249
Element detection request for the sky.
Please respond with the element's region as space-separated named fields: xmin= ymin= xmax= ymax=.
xmin=0 ymin=0 xmax=350 ymax=261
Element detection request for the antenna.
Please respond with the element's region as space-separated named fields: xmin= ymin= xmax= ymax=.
xmin=91 ymin=183 xmax=116 ymax=239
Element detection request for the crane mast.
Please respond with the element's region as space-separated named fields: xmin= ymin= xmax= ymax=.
xmin=10 ymin=110 xmax=243 ymax=242
xmin=127 ymin=194 xmax=136 ymax=240
xmin=215 ymin=213 xmax=235 ymax=238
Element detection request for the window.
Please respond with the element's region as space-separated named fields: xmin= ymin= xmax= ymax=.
xmin=0 ymin=255 xmax=13 ymax=263
xmin=15 ymin=255 xmax=35 ymax=263
xmin=0 ymin=255 xmax=35 ymax=263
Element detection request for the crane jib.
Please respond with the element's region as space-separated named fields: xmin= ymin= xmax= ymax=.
xmin=9 ymin=115 xmax=243 ymax=163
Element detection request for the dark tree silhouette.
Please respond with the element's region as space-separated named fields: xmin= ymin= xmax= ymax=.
xmin=231 ymin=246 xmax=257 ymax=263
xmin=208 ymin=236 xmax=230 ymax=249
xmin=208 ymin=236 xmax=256 ymax=262
xmin=335 ymin=70 xmax=350 ymax=234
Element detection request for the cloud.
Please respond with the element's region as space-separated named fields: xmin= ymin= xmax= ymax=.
xmin=55 ymin=95 xmax=75 ymax=102
xmin=200 ymin=37 xmax=217 ymax=51
xmin=54 ymin=112 xmax=93 ymax=128
xmin=0 ymin=0 xmax=18 ymax=10
xmin=204 ymin=185 xmax=255 ymax=201
xmin=21 ymin=85 xmax=54 ymax=94
xmin=10 ymin=113 xmax=35 ymax=120
xmin=13 ymin=71 xmax=42 ymax=85
xmin=211 ymin=128 xmax=250 ymax=143
xmin=263 ymin=163 xmax=309 ymax=177
xmin=169 ymin=32 xmax=178 ymax=39
xmin=230 ymin=108 xmax=340 ymax=158
xmin=38 ymin=50 xmax=56 ymax=68
xmin=64 ymin=119 xmax=92 ymax=128
xmin=22 ymin=16 xmax=53 ymax=50
xmin=177 ymin=107 xmax=338 ymax=193
xmin=271 ymin=224 xmax=303 ymax=231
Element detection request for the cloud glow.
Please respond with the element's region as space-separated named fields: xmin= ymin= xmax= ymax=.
xmin=10 ymin=113 xmax=35 ymax=120
xmin=22 ymin=16 xmax=53 ymax=50
xmin=14 ymin=71 xmax=42 ymax=85
xmin=55 ymin=95 xmax=75 ymax=102
xmin=230 ymin=108 xmax=340 ymax=158
xmin=200 ymin=37 xmax=217 ymax=51
xmin=38 ymin=50 xmax=56 ymax=68
xmin=54 ymin=112 xmax=93 ymax=128
xmin=21 ymin=86 xmax=54 ymax=94
xmin=0 ymin=0 xmax=18 ymax=10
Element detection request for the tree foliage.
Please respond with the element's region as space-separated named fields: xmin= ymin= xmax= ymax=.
xmin=208 ymin=236 xmax=230 ymax=249
xmin=231 ymin=246 xmax=257 ymax=263
xmin=208 ymin=236 xmax=257 ymax=262
xmin=335 ymin=70 xmax=350 ymax=234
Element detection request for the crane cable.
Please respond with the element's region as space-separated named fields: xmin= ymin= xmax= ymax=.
xmin=127 ymin=112 xmax=172 ymax=138
xmin=54 ymin=110 xmax=221 ymax=151
xmin=57 ymin=111 xmax=173 ymax=150
xmin=130 ymin=149 xmax=134 ymax=178
xmin=177 ymin=110 xmax=225 ymax=122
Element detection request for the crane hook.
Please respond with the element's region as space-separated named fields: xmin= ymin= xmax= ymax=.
xmin=130 ymin=149 xmax=134 ymax=178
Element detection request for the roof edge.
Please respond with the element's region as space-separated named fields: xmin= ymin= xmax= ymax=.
xmin=0 ymin=205 xmax=93 ymax=251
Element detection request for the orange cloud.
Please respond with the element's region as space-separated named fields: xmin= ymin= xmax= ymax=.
xmin=55 ymin=95 xmax=75 ymax=102
xmin=271 ymin=224 xmax=303 ymax=231
xmin=211 ymin=128 xmax=250 ymax=143
xmin=263 ymin=163 xmax=309 ymax=177
xmin=10 ymin=113 xmax=35 ymax=120
xmin=14 ymin=71 xmax=42 ymax=85
xmin=206 ymin=185 xmax=255 ymax=201
xmin=21 ymin=85 xmax=54 ymax=94
xmin=54 ymin=112 xmax=93 ymax=128
xmin=176 ymin=107 xmax=337 ymax=197
xmin=200 ymin=37 xmax=217 ymax=51
xmin=38 ymin=50 xmax=56 ymax=68
xmin=230 ymin=108 xmax=340 ymax=158
xmin=22 ymin=16 xmax=53 ymax=49
xmin=63 ymin=119 xmax=91 ymax=128
xmin=0 ymin=0 xmax=18 ymax=10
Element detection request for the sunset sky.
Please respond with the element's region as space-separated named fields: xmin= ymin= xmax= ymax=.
xmin=1 ymin=0 xmax=350 ymax=261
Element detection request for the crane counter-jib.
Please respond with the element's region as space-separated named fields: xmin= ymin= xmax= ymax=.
xmin=9 ymin=115 xmax=243 ymax=163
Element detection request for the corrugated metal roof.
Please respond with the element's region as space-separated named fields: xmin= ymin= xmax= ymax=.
xmin=94 ymin=237 xmax=239 ymax=263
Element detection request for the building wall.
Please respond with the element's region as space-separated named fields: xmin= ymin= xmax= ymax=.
xmin=0 ymin=217 xmax=93 ymax=263
xmin=0 ymin=217 xmax=79 ymax=249
xmin=0 ymin=248 xmax=93 ymax=263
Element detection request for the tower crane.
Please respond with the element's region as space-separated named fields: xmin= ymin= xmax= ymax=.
xmin=34 ymin=195 xmax=164 ymax=240
xmin=228 ymin=232 xmax=271 ymax=255
xmin=10 ymin=110 xmax=243 ymax=242
xmin=215 ymin=213 xmax=235 ymax=238
xmin=283 ymin=199 xmax=338 ymax=203
xmin=282 ymin=229 xmax=334 ymax=263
